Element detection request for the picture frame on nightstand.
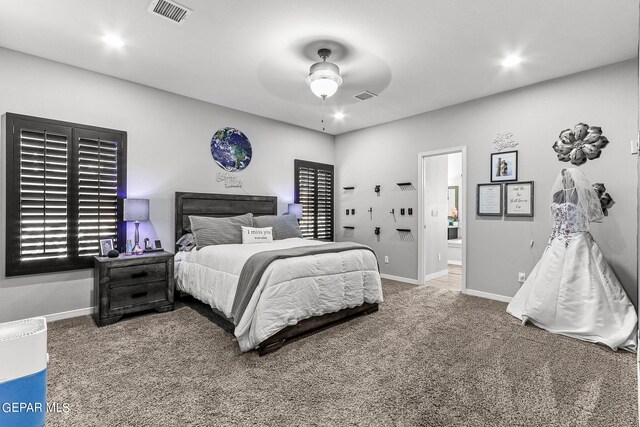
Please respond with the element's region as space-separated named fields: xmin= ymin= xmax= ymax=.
xmin=99 ymin=238 xmax=114 ymax=256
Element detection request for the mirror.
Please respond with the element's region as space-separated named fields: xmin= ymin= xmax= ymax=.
xmin=447 ymin=186 xmax=459 ymax=220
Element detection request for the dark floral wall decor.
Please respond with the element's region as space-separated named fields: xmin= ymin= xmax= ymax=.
xmin=552 ymin=123 xmax=609 ymax=166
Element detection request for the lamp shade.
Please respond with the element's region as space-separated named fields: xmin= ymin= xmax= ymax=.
xmin=123 ymin=199 xmax=149 ymax=222
xmin=287 ymin=203 xmax=303 ymax=219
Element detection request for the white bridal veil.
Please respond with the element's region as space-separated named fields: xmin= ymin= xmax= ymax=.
xmin=550 ymin=168 xmax=604 ymax=223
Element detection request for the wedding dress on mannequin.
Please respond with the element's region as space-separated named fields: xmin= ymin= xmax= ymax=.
xmin=507 ymin=168 xmax=637 ymax=352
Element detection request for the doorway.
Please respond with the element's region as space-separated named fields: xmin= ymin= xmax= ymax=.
xmin=417 ymin=147 xmax=467 ymax=292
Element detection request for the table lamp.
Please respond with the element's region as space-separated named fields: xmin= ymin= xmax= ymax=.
xmin=123 ymin=199 xmax=149 ymax=254
xmin=287 ymin=203 xmax=303 ymax=221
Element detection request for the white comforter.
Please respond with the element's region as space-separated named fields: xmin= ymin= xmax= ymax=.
xmin=174 ymin=238 xmax=383 ymax=351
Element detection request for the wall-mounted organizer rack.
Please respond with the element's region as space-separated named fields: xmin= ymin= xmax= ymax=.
xmin=396 ymin=228 xmax=414 ymax=242
xmin=343 ymin=186 xmax=355 ymax=190
xmin=396 ymin=182 xmax=412 ymax=187
xmin=343 ymin=226 xmax=355 ymax=229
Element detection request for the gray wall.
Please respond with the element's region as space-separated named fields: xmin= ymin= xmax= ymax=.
xmin=0 ymin=47 xmax=334 ymax=322
xmin=335 ymin=59 xmax=638 ymax=305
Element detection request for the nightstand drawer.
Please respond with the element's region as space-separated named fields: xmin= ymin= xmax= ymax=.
xmin=110 ymin=281 xmax=167 ymax=310
xmin=110 ymin=263 xmax=166 ymax=288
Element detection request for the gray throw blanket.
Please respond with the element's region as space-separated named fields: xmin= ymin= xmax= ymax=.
xmin=230 ymin=242 xmax=378 ymax=325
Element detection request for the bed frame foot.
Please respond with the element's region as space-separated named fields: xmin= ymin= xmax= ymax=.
xmin=363 ymin=305 xmax=379 ymax=315
xmin=257 ymin=340 xmax=285 ymax=356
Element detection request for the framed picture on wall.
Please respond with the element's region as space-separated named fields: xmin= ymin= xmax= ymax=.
xmin=490 ymin=150 xmax=518 ymax=182
xmin=477 ymin=183 xmax=503 ymax=216
xmin=504 ymin=181 xmax=534 ymax=217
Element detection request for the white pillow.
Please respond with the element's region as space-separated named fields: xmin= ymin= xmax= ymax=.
xmin=241 ymin=226 xmax=274 ymax=244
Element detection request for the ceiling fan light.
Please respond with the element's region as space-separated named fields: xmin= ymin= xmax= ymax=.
xmin=309 ymin=76 xmax=340 ymax=98
xmin=306 ymin=59 xmax=343 ymax=98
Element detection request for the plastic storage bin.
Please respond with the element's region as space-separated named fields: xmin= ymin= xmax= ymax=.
xmin=0 ymin=317 xmax=48 ymax=427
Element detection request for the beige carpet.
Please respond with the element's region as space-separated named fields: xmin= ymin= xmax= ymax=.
xmin=45 ymin=280 xmax=637 ymax=426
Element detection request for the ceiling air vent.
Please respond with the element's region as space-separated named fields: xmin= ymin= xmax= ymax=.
xmin=148 ymin=0 xmax=192 ymax=24
xmin=354 ymin=91 xmax=378 ymax=101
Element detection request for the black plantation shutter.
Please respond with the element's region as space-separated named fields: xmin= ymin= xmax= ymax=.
xmin=6 ymin=114 xmax=126 ymax=276
xmin=315 ymin=166 xmax=334 ymax=240
xmin=296 ymin=162 xmax=316 ymax=237
xmin=75 ymin=129 xmax=124 ymax=257
xmin=294 ymin=159 xmax=334 ymax=241
xmin=9 ymin=120 xmax=72 ymax=272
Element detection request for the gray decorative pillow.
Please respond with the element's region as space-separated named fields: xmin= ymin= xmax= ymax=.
xmin=176 ymin=233 xmax=195 ymax=252
xmin=189 ymin=213 xmax=253 ymax=248
xmin=252 ymin=214 xmax=303 ymax=240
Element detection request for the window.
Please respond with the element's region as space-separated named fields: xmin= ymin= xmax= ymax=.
xmin=294 ymin=159 xmax=334 ymax=241
xmin=5 ymin=113 xmax=127 ymax=276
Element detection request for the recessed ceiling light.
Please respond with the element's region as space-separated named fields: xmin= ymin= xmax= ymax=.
xmin=333 ymin=112 xmax=345 ymax=120
xmin=102 ymin=34 xmax=125 ymax=48
xmin=501 ymin=54 xmax=522 ymax=68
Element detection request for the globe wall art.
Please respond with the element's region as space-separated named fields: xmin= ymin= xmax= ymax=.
xmin=210 ymin=127 xmax=252 ymax=171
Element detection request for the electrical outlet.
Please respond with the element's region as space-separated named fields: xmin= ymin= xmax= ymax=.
xmin=384 ymin=256 xmax=389 ymax=264
xmin=438 ymin=253 xmax=441 ymax=261
xmin=518 ymin=272 xmax=526 ymax=283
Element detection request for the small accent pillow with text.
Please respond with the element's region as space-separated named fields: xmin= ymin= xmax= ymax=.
xmin=241 ymin=226 xmax=274 ymax=244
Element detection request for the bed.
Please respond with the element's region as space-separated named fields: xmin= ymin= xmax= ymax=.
xmin=174 ymin=192 xmax=383 ymax=355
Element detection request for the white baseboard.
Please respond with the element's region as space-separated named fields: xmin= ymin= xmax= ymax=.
xmin=447 ymin=260 xmax=462 ymax=266
xmin=380 ymin=274 xmax=418 ymax=285
xmin=424 ymin=269 xmax=448 ymax=282
xmin=44 ymin=307 xmax=94 ymax=322
xmin=464 ymin=289 xmax=512 ymax=303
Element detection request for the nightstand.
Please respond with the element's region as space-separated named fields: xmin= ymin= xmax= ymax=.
xmin=93 ymin=251 xmax=174 ymax=326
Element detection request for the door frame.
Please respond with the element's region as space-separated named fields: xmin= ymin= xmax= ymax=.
xmin=417 ymin=146 xmax=467 ymax=292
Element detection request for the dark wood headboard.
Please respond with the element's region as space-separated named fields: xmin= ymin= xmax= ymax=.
xmin=175 ymin=192 xmax=278 ymax=242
